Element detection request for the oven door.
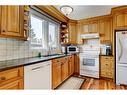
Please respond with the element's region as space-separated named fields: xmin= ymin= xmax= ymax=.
xmin=80 ymin=56 xmax=99 ymax=71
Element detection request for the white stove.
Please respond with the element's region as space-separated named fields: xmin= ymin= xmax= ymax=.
xmin=79 ymin=45 xmax=100 ymax=78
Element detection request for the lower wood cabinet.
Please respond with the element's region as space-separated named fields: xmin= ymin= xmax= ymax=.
xmin=74 ymin=54 xmax=80 ymax=75
xmin=52 ymin=55 xmax=74 ymax=89
xmin=100 ymin=56 xmax=114 ymax=79
xmin=68 ymin=55 xmax=74 ymax=76
xmin=61 ymin=57 xmax=69 ymax=81
xmin=0 ymin=79 xmax=23 ymax=89
xmin=52 ymin=59 xmax=62 ymax=89
xmin=0 ymin=66 xmax=24 ymax=89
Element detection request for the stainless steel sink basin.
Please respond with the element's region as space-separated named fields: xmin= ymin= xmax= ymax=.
xmin=42 ymin=54 xmax=64 ymax=57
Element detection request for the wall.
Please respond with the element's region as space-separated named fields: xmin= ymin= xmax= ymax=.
xmin=0 ymin=38 xmax=50 ymax=61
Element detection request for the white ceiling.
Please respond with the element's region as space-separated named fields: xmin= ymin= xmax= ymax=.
xmin=54 ymin=5 xmax=117 ymax=20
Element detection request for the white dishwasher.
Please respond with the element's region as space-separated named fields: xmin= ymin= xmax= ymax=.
xmin=24 ymin=60 xmax=52 ymax=89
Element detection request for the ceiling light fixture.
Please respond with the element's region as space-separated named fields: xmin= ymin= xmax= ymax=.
xmin=60 ymin=5 xmax=73 ymax=16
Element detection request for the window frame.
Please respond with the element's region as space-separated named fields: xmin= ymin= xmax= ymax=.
xmin=29 ymin=7 xmax=60 ymax=51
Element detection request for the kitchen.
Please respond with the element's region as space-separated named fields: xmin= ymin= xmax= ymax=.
xmin=0 ymin=5 xmax=127 ymax=90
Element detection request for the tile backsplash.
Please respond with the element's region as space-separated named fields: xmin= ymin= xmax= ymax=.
xmin=0 ymin=38 xmax=50 ymax=61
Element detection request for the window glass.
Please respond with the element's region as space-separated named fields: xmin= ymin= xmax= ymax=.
xmin=48 ymin=22 xmax=59 ymax=48
xmin=30 ymin=14 xmax=45 ymax=49
xmin=30 ymin=8 xmax=60 ymax=52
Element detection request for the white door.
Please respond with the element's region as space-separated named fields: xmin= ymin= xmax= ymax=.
xmin=116 ymin=31 xmax=127 ymax=63
xmin=116 ymin=64 xmax=127 ymax=85
xmin=116 ymin=31 xmax=127 ymax=85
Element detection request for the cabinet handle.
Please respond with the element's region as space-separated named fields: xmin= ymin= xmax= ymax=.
xmin=60 ymin=63 xmax=63 ymax=66
xmin=2 ymin=30 xmax=5 ymax=32
xmin=31 ymin=66 xmax=45 ymax=71
xmin=0 ymin=77 xmax=6 ymax=80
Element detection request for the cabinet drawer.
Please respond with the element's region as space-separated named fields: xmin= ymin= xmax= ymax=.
xmin=52 ymin=62 xmax=61 ymax=67
xmin=0 ymin=67 xmax=23 ymax=84
xmin=106 ymin=72 xmax=113 ymax=78
xmin=0 ymin=79 xmax=23 ymax=89
xmin=101 ymin=70 xmax=107 ymax=77
xmin=52 ymin=57 xmax=64 ymax=63
xmin=62 ymin=57 xmax=68 ymax=63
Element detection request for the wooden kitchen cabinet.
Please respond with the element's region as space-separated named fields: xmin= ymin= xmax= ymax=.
xmin=0 ymin=79 xmax=23 ymax=89
xmin=52 ymin=56 xmax=75 ymax=89
xmin=99 ymin=16 xmax=113 ymax=43
xmin=0 ymin=66 xmax=24 ymax=89
xmin=111 ymin=6 xmax=127 ymax=29
xmin=68 ymin=20 xmax=77 ymax=44
xmin=113 ymin=13 xmax=127 ymax=28
xmin=100 ymin=56 xmax=114 ymax=79
xmin=61 ymin=57 xmax=69 ymax=81
xmin=74 ymin=54 xmax=80 ymax=75
xmin=89 ymin=20 xmax=98 ymax=33
xmin=52 ymin=58 xmax=62 ymax=89
xmin=0 ymin=6 xmax=24 ymax=38
xmin=82 ymin=20 xmax=98 ymax=34
xmin=68 ymin=55 xmax=74 ymax=76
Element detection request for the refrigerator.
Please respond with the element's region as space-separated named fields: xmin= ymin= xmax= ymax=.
xmin=116 ymin=30 xmax=127 ymax=85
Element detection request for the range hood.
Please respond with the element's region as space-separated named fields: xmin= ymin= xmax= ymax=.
xmin=81 ymin=33 xmax=100 ymax=39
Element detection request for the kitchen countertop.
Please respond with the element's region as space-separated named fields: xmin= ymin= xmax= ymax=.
xmin=0 ymin=53 xmax=75 ymax=71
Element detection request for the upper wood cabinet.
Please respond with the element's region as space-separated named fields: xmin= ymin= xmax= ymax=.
xmin=68 ymin=20 xmax=77 ymax=44
xmin=76 ymin=19 xmax=99 ymax=44
xmin=82 ymin=20 xmax=99 ymax=34
xmin=89 ymin=20 xmax=98 ymax=33
xmin=113 ymin=13 xmax=127 ymax=29
xmin=77 ymin=23 xmax=83 ymax=44
xmin=111 ymin=6 xmax=127 ymax=29
xmin=99 ymin=16 xmax=113 ymax=43
xmin=0 ymin=6 xmax=24 ymax=38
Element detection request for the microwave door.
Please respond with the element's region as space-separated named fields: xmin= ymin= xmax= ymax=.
xmin=68 ymin=47 xmax=76 ymax=52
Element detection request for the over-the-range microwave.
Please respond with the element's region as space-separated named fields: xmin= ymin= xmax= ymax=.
xmin=67 ymin=45 xmax=79 ymax=54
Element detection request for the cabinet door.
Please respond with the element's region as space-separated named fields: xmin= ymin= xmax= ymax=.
xmin=1 ymin=6 xmax=24 ymax=37
xmin=89 ymin=21 xmax=98 ymax=33
xmin=61 ymin=57 xmax=68 ymax=81
xmin=83 ymin=24 xmax=89 ymax=33
xmin=68 ymin=22 xmax=77 ymax=44
xmin=115 ymin=14 xmax=125 ymax=27
xmin=0 ymin=79 xmax=23 ymax=90
xmin=52 ymin=61 xmax=62 ymax=89
xmin=77 ymin=24 xmax=83 ymax=44
xmin=100 ymin=56 xmax=114 ymax=79
xmin=114 ymin=13 xmax=127 ymax=28
xmin=99 ymin=18 xmax=112 ymax=43
xmin=68 ymin=56 xmax=74 ymax=76
xmin=74 ymin=54 xmax=80 ymax=75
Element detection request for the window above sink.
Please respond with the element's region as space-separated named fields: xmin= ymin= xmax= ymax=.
xmin=29 ymin=7 xmax=60 ymax=51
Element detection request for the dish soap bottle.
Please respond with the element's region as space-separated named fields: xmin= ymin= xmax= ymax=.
xmin=38 ymin=52 xmax=41 ymax=57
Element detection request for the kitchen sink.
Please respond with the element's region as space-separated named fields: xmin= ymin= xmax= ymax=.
xmin=42 ymin=54 xmax=64 ymax=57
